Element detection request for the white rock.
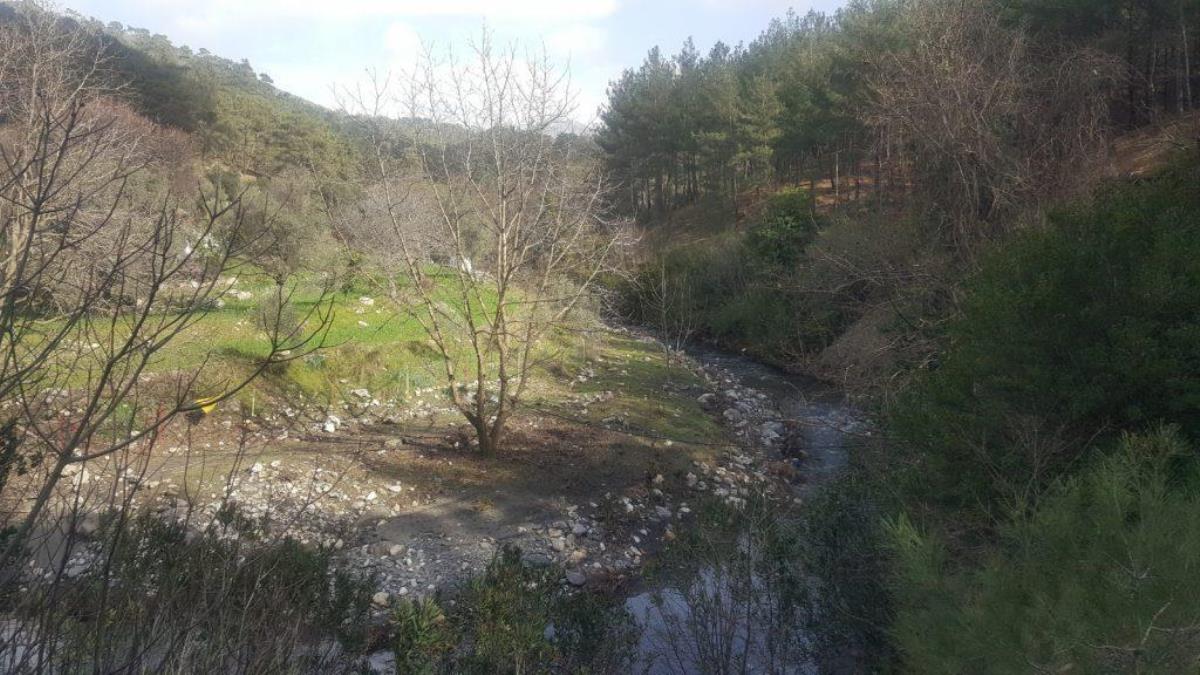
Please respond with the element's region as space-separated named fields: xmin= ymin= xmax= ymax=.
xmin=76 ymin=512 xmax=101 ymax=537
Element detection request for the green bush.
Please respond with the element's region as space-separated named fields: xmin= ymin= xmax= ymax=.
xmin=890 ymin=428 xmax=1200 ymax=673
xmin=390 ymin=545 xmax=636 ymax=674
xmin=892 ymin=155 xmax=1200 ymax=514
xmin=391 ymin=597 xmax=454 ymax=674
xmin=744 ymin=188 xmax=821 ymax=268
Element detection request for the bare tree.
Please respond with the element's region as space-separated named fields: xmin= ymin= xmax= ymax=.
xmin=339 ymin=31 xmax=626 ymax=453
xmin=866 ymin=0 xmax=1122 ymax=256
xmin=0 ymin=2 xmax=330 ymax=577
xmin=635 ymin=254 xmax=696 ymax=370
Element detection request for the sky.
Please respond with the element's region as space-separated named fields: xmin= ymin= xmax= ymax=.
xmin=64 ymin=0 xmax=847 ymax=125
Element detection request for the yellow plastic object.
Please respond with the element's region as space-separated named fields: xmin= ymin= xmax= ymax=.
xmin=194 ymin=396 xmax=220 ymax=415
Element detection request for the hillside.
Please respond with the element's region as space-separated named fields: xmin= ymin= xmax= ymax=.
xmin=0 ymin=2 xmax=359 ymax=179
xmin=1 ymin=0 xmax=1200 ymax=672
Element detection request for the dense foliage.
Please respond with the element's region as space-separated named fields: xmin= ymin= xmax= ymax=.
xmin=599 ymin=0 xmax=1198 ymax=220
xmin=891 ymin=428 xmax=1200 ymax=673
xmin=622 ymin=188 xmax=848 ymax=358
xmin=597 ymin=9 xmax=871 ymax=218
xmin=893 ymin=154 xmax=1200 ymax=517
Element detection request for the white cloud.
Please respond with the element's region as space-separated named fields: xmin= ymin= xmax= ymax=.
xmin=384 ymin=21 xmax=424 ymax=63
xmin=126 ymin=0 xmax=619 ymax=23
xmin=546 ymin=24 xmax=607 ymax=58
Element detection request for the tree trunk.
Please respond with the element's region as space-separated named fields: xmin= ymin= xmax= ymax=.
xmin=1183 ymin=0 xmax=1194 ymax=110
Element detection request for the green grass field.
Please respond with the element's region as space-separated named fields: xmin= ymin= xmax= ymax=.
xmin=102 ymin=265 xmax=727 ymax=446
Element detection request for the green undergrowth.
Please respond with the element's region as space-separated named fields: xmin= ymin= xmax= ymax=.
xmin=620 ymin=188 xmax=909 ymax=364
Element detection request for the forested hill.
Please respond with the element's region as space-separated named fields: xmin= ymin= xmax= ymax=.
xmin=599 ymin=0 xmax=1199 ymax=220
xmin=608 ymin=0 xmax=1198 ymax=384
xmin=0 ymin=2 xmax=358 ymax=180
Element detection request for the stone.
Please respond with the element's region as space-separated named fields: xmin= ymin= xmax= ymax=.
xmin=565 ymin=570 xmax=587 ymax=587
xmin=550 ymin=538 xmax=567 ymax=553
xmin=372 ymin=591 xmax=391 ymax=607
xmin=76 ymin=512 xmax=101 ymax=537
xmin=571 ymin=523 xmax=588 ymax=537
xmin=655 ymin=506 xmax=672 ymax=519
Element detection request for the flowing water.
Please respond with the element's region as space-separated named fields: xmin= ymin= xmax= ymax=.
xmin=625 ymin=342 xmax=862 ymax=675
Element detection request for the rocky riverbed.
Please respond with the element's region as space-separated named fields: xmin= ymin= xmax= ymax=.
xmin=23 ymin=329 xmax=860 ymax=636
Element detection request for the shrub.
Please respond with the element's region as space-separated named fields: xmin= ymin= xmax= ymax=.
xmin=2 ymin=509 xmax=374 ymax=673
xmin=620 ymin=187 xmax=846 ymax=360
xmin=796 ymin=466 xmax=896 ymax=665
xmin=454 ymin=546 xmax=559 ymax=672
xmin=890 ymin=428 xmax=1200 ymax=673
xmin=744 ymin=188 xmax=821 ymax=268
xmin=892 ymin=154 xmax=1200 ymax=515
xmin=392 ymin=597 xmax=454 ymax=674
xmin=390 ymin=545 xmax=636 ymax=674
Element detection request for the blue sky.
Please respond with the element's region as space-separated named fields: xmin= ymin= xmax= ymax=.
xmin=66 ymin=0 xmax=846 ymax=123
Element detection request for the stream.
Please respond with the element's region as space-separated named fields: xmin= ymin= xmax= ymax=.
xmin=624 ymin=341 xmax=862 ymax=675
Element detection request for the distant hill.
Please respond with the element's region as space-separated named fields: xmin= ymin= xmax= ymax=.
xmin=0 ymin=2 xmax=360 ymax=180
